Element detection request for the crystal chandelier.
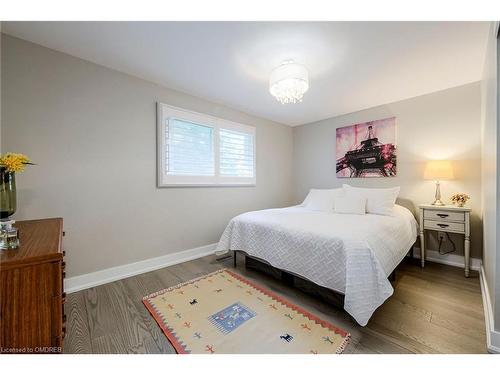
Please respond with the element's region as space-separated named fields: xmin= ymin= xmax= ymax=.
xmin=269 ymin=60 xmax=309 ymax=104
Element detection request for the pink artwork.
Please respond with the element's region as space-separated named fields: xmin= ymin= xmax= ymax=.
xmin=336 ymin=117 xmax=396 ymax=178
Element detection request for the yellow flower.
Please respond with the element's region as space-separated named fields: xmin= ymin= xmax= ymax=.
xmin=0 ymin=153 xmax=32 ymax=173
xmin=450 ymin=193 xmax=470 ymax=203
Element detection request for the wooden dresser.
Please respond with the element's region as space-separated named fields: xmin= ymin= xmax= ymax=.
xmin=0 ymin=218 xmax=65 ymax=353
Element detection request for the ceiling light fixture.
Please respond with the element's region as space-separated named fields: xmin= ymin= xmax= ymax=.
xmin=269 ymin=60 xmax=309 ymax=104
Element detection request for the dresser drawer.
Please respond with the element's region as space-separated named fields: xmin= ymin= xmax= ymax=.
xmin=424 ymin=209 xmax=464 ymax=222
xmin=424 ymin=220 xmax=465 ymax=233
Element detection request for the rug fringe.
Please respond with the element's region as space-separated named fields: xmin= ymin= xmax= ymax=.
xmin=335 ymin=334 xmax=351 ymax=354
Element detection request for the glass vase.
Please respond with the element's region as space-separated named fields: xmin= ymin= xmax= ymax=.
xmin=0 ymin=167 xmax=17 ymax=219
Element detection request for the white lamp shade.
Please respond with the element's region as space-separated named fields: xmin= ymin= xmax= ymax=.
xmin=424 ymin=160 xmax=454 ymax=180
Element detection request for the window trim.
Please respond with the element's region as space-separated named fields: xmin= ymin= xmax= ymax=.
xmin=157 ymin=103 xmax=256 ymax=187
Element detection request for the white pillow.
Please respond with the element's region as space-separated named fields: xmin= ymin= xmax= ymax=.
xmin=302 ymin=188 xmax=343 ymax=212
xmin=342 ymin=184 xmax=400 ymax=216
xmin=334 ymin=192 xmax=366 ymax=215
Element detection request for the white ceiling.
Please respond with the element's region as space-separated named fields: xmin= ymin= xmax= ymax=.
xmin=3 ymin=21 xmax=490 ymax=126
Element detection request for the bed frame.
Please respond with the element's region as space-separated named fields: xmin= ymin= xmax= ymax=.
xmin=231 ymin=250 xmax=398 ymax=310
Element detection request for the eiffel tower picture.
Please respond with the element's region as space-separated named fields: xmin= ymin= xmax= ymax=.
xmin=336 ymin=117 xmax=397 ymax=178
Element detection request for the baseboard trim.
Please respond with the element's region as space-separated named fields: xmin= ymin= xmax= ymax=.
xmin=64 ymin=243 xmax=217 ymax=293
xmin=412 ymin=247 xmax=481 ymax=271
xmin=479 ymin=265 xmax=500 ymax=353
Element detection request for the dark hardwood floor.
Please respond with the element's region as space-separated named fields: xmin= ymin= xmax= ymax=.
xmin=64 ymin=255 xmax=487 ymax=354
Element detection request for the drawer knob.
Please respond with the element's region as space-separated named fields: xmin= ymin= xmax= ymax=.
xmin=437 ymin=214 xmax=449 ymax=218
xmin=437 ymin=223 xmax=449 ymax=228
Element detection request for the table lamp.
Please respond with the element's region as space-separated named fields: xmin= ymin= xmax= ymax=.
xmin=424 ymin=160 xmax=454 ymax=206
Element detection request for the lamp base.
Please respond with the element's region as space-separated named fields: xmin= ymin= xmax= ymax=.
xmin=431 ymin=199 xmax=446 ymax=206
xmin=431 ymin=181 xmax=446 ymax=207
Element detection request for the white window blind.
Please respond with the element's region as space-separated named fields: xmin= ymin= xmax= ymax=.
xmin=166 ymin=119 xmax=214 ymax=176
xmin=219 ymin=128 xmax=255 ymax=178
xmin=157 ymin=103 xmax=256 ymax=187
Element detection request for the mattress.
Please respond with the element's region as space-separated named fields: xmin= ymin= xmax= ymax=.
xmin=215 ymin=205 xmax=418 ymax=326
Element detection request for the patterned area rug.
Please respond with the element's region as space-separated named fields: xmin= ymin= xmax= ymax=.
xmin=143 ymin=269 xmax=350 ymax=354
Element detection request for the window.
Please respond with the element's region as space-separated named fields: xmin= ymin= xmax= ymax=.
xmin=157 ymin=103 xmax=256 ymax=187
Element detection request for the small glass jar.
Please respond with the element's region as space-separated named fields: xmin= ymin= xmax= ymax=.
xmin=6 ymin=227 xmax=19 ymax=249
xmin=0 ymin=220 xmax=19 ymax=250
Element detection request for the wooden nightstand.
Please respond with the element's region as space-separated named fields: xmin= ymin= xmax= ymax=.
xmin=418 ymin=204 xmax=471 ymax=277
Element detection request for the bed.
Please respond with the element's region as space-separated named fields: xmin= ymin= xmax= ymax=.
xmin=215 ymin=204 xmax=418 ymax=326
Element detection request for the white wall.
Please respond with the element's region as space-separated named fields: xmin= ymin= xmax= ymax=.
xmin=293 ymin=82 xmax=483 ymax=258
xmin=1 ymin=34 xmax=294 ymax=277
xmin=481 ymin=22 xmax=500 ymax=338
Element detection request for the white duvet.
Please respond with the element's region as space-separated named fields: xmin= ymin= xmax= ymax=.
xmin=215 ymin=205 xmax=418 ymax=326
